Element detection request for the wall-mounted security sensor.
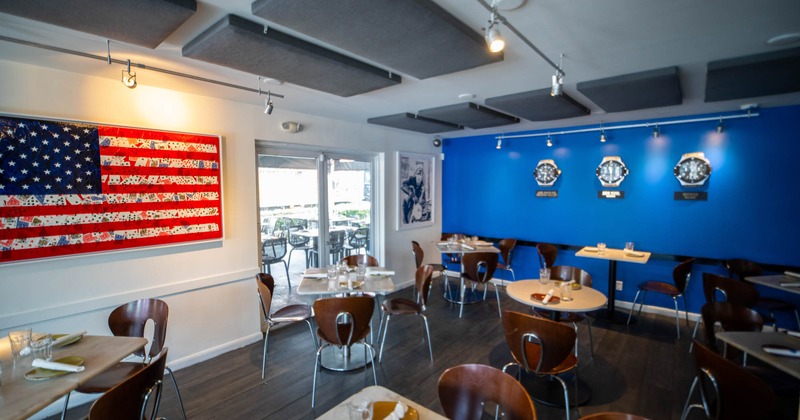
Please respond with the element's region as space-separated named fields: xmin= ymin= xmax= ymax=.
xmin=432 ymin=137 xmax=442 ymax=147
xmin=280 ymin=121 xmax=302 ymax=133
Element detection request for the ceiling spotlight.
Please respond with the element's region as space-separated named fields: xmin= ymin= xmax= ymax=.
xmin=264 ymin=91 xmax=274 ymax=115
xmin=600 ymin=130 xmax=607 ymax=143
xmin=716 ymin=118 xmax=724 ymax=133
xmin=496 ymin=138 xmax=502 ymax=149
xmin=121 ymin=59 xmax=136 ymax=89
xmin=652 ymin=124 xmax=660 ymax=138
xmin=485 ymin=10 xmax=505 ymax=53
xmin=550 ymin=74 xmax=563 ymax=97
xmin=546 ymin=135 xmax=553 ymax=147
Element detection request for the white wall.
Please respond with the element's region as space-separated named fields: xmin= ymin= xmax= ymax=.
xmin=0 ymin=59 xmax=445 ymax=378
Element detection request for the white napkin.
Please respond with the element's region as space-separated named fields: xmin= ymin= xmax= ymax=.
xmin=32 ymin=358 xmax=85 ymax=372
xmin=52 ymin=330 xmax=87 ymax=347
xmin=625 ymin=251 xmax=644 ymax=257
xmin=461 ymin=244 xmax=475 ymax=250
xmin=785 ymin=271 xmax=800 ymax=279
xmin=786 ymin=330 xmax=800 ymax=339
xmin=473 ymin=241 xmax=493 ymax=246
xmin=437 ymin=242 xmax=449 ymax=246
xmin=584 ymin=246 xmax=598 ymax=252
xmin=383 ymin=401 xmax=408 ymax=420
xmin=541 ymin=289 xmax=555 ymax=305
xmin=781 ymin=282 xmax=800 ymax=287
xmin=368 ymin=270 xmax=395 ymax=276
xmin=304 ymin=272 xmax=329 ymax=278
xmin=762 ymin=346 xmax=800 ymax=358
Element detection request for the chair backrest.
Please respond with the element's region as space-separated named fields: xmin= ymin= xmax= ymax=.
xmin=339 ymin=254 xmax=379 ymax=267
xmin=502 ymin=310 xmax=576 ymax=374
xmin=672 ymin=258 xmax=696 ymax=293
xmin=549 ymin=265 xmax=592 ymax=288
xmin=578 ymin=413 xmax=650 ymax=420
xmin=438 ymin=364 xmax=537 ymax=420
xmin=88 ymin=347 xmax=169 ymax=420
xmin=416 ymin=264 xmax=434 ymax=308
xmin=261 ymin=236 xmax=288 ymax=263
xmin=287 ymin=225 xmax=309 ymax=247
xmin=725 ymin=258 xmax=762 ymax=281
xmin=256 ymin=273 xmax=275 ymax=321
xmin=536 ymin=243 xmax=558 ymax=269
xmin=701 ymin=272 xmax=758 ymax=307
xmin=313 ymin=296 xmax=374 ymax=347
xmin=108 ymin=299 xmax=169 ymax=360
xmin=690 ymin=340 xmax=774 ymax=419
xmin=411 ymin=240 xmax=424 ymax=268
xmin=461 ymin=252 xmax=499 ymax=285
xmin=349 ymin=227 xmax=369 ymax=248
xmin=700 ymin=302 xmax=763 ymax=352
xmin=498 ymin=238 xmax=517 ymax=268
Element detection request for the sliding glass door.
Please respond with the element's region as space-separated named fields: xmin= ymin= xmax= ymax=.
xmin=256 ymin=144 xmax=376 ymax=282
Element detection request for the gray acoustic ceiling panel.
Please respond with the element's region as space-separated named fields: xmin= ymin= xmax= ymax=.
xmin=577 ymin=66 xmax=683 ymax=112
xmin=705 ymin=47 xmax=800 ymax=102
xmin=417 ymin=102 xmax=519 ymax=129
xmin=250 ymin=0 xmax=502 ymax=79
xmin=183 ymin=15 xmax=400 ymax=97
xmin=0 ymin=0 xmax=196 ymax=49
xmin=485 ymin=89 xmax=590 ymax=121
xmin=367 ymin=113 xmax=463 ymax=134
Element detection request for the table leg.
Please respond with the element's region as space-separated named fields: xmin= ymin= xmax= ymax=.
xmin=320 ymin=343 xmax=373 ymax=371
xmin=592 ymin=259 xmax=635 ymax=324
xmin=521 ymin=371 xmax=591 ymax=408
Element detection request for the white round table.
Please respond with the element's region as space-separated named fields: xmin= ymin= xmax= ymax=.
xmin=506 ymin=279 xmax=607 ymax=318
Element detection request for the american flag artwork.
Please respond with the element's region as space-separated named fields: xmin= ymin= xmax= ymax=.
xmin=0 ymin=115 xmax=223 ymax=263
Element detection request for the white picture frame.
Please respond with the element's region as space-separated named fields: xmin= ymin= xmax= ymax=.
xmin=396 ymin=151 xmax=435 ymax=230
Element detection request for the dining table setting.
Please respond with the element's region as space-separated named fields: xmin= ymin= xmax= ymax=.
xmin=0 ymin=331 xmax=148 ymax=420
xmin=317 ymin=385 xmax=447 ymax=420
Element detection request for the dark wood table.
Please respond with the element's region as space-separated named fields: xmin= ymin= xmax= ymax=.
xmin=0 ymin=334 xmax=148 ymax=420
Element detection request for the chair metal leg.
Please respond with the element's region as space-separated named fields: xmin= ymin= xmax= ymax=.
xmin=680 ymin=376 xmax=699 ymax=420
xmin=61 ymin=392 xmax=71 ymax=420
xmin=378 ymin=314 xmax=391 ymax=363
xmin=585 ymin=317 xmax=594 ymax=357
xmin=283 ymin=261 xmax=291 ymax=288
xmin=164 ymin=366 xmax=187 ymax=420
xmin=261 ymin=327 xmax=271 ymax=380
xmin=553 ymin=374 xmax=572 ymax=420
xmin=689 ymin=315 xmax=701 ymax=353
xmin=682 ymin=295 xmax=690 ymax=326
xmin=494 ymin=284 xmax=502 ymax=318
xmin=311 ymin=345 xmax=325 ymax=407
xmin=627 ymin=290 xmax=643 ymax=324
xmin=305 ymin=319 xmax=317 ymax=348
xmin=636 ymin=291 xmax=648 ymax=317
xmin=421 ymin=314 xmax=433 ymax=362
xmin=459 ymin=278 xmax=466 ymax=318
xmin=673 ymin=297 xmax=680 ymax=338
xmin=364 ymin=342 xmax=378 ymax=386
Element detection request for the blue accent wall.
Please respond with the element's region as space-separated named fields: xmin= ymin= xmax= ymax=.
xmin=441 ymin=105 xmax=800 ymax=320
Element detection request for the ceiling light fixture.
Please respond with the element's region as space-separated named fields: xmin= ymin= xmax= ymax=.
xmin=716 ymin=118 xmax=724 ymax=133
xmin=546 ymin=134 xmax=553 ymax=147
xmin=485 ymin=7 xmax=505 ymax=53
xmin=496 ymin=138 xmax=503 ymax=149
xmin=258 ymin=76 xmax=277 ymax=115
xmin=600 ymin=129 xmax=607 ymax=143
xmin=551 ymin=54 xmax=564 ymax=97
xmin=121 ymin=59 xmax=137 ymax=88
xmin=652 ymin=124 xmax=660 ymax=138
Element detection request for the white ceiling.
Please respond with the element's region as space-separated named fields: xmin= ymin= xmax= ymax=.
xmin=1 ymin=0 xmax=799 ymax=139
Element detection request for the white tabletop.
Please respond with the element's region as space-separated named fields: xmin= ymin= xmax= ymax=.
xmin=317 ymin=385 xmax=447 ymax=420
xmin=434 ymin=241 xmax=500 ymax=254
xmin=506 ymin=280 xmax=608 ymax=313
xmin=715 ymin=331 xmax=800 ymax=380
xmin=575 ymin=246 xmax=651 ymax=264
xmin=297 ymin=268 xmax=396 ymax=295
xmin=746 ymin=274 xmax=800 ymax=296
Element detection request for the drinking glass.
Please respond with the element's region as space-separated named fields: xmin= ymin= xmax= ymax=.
xmin=327 ymin=265 xmax=338 ymax=281
xmin=30 ymin=334 xmax=53 ymax=361
xmin=597 ymin=242 xmax=606 ymax=254
xmin=447 ymin=236 xmax=456 ymax=247
xmin=625 ymin=242 xmax=635 ymax=252
xmin=356 ymin=263 xmax=367 ymax=282
xmin=561 ymin=283 xmax=573 ymax=302
xmin=8 ymin=328 xmax=32 ymax=359
xmin=539 ymin=268 xmax=551 ymax=285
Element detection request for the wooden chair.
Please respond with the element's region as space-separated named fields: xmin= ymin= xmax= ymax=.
xmin=377 ymin=265 xmax=434 ymax=363
xmin=256 ymin=273 xmax=315 ymax=381
xmin=700 ymin=301 xmax=763 ymax=355
xmin=438 ymin=363 xmax=537 ymax=420
xmin=496 ymin=238 xmax=518 ymax=282
xmin=689 ymin=272 xmax=759 ymax=351
xmin=412 ymin=240 xmax=449 ymax=301
xmin=578 ymin=413 xmax=650 ymax=420
xmin=261 ymin=236 xmax=290 ymax=286
xmin=534 ymin=266 xmax=595 ymax=357
xmin=311 ymin=296 xmax=377 ymax=407
xmin=88 ymin=348 xmax=169 ymax=420
xmin=72 ymin=299 xmax=186 ymax=419
xmin=459 ymin=252 xmax=500 ymax=319
xmin=501 ymin=310 xmax=578 ymax=420
xmin=627 ymin=258 xmax=695 ymax=338
xmin=536 ymin=243 xmax=558 ymax=269
xmin=680 ymin=340 xmax=774 ymax=420
xmin=339 ymin=254 xmax=379 ymax=267
xmin=726 ymin=258 xmax=800 ymax=328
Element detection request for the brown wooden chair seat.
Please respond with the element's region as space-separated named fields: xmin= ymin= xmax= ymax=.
xmin=256 ymin=273 xmax=315 ymax=381
xmin=377 ymin=265 xmax=434 ymax=363
xmin=88 ymin=347 xmax=169 ymax=420
xmin=534 ymin=266 xmax=596 ymax=357
xmin=502 ymin=310 xmax=578 ymax=420
xmin=311 ymin=296 xmax=376 ymax=407
xmin=627 ymin=258 xmax=695 ymax=338
xmin=459 ymin=252 xmax=500 ymax=319
xmin=438 ymin=363 xmax=537 ymax=420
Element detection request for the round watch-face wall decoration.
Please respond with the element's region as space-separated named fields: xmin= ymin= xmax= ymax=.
xmin=596 ymin=156 xmax=629 ymax=188
xmin=674 ymin=152 xmax=712 ymax=187
xmin=534 ymin=159 xmax=561 ymax=186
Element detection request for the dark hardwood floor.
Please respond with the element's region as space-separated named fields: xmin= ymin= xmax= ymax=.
xmin=52 ymin=277 xmax=798 ymax=419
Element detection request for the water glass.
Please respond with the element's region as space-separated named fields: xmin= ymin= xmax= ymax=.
xmin=8 ymin=328 xmax=32 ymax=359
xmin=561 ymin=283 xmax=573 ymax=302
xmin=356 ymin=263 xmax=367 ymax=282
xmin=625 ymin=242 xmax=635 ymax=252
xmin=30 ymin=334 xmax=53 ymax=361
xmin=348 ymin=400 xmax=372 ymax=420
xmin=327 ymin=265 xmax=338 ymax=281
xmin=447 ymin=236 xmax=456 ymax=247
xmin=539 ymin=268 xmax=551 ymax=285
xmin=597 ymin=242 xmax=607 ymax=254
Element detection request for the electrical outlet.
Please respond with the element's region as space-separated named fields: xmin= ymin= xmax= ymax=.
xmin=616 ymin=280 xmax=623 ymax=291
